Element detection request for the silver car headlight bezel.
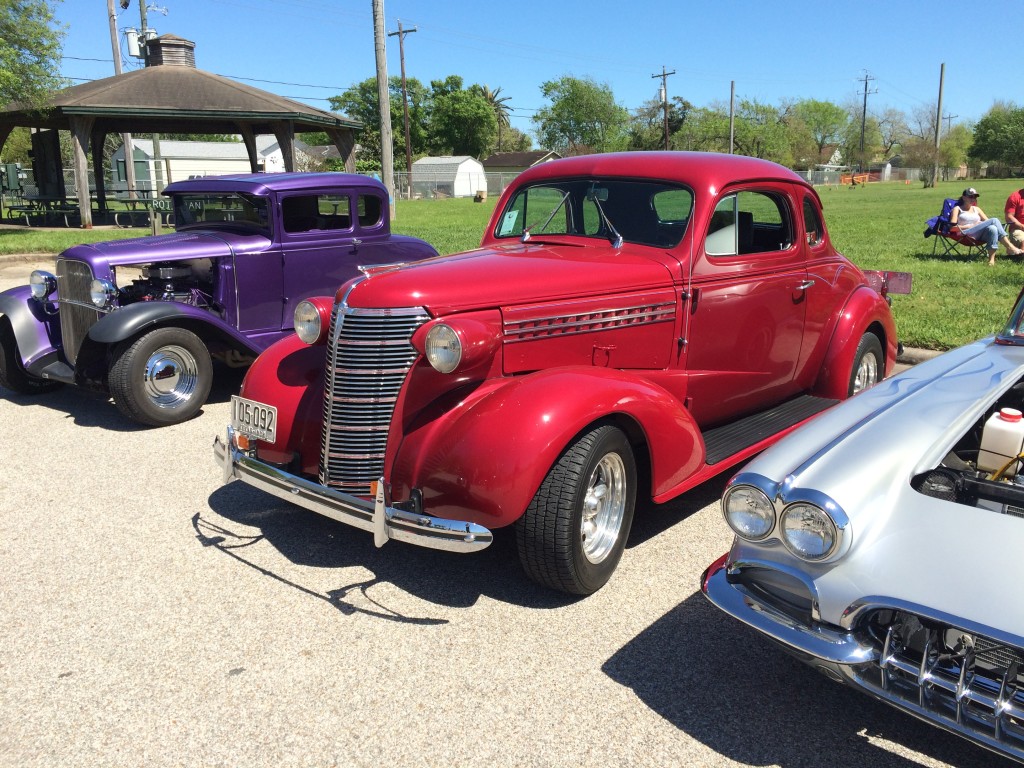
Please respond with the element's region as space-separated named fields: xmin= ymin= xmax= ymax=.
xmin=722 ymin=483 xmax=776 ymax=541
xmin=779 ymin=501 xmax=839 ymax=560
xmin=89 ymin=278 xmax=118 ymax=309
xmin=29 ymin=270 xmax=57 ymax=301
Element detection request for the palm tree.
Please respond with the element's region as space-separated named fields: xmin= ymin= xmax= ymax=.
xmin=472 ymin=85 xmax=513 ymax=152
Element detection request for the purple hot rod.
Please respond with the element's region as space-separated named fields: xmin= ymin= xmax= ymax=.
xmin=0 ymin=172 xmax=438 ymax=426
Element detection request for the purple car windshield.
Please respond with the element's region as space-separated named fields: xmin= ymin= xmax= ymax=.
xmin=173 ymin=192 xmax=270 ymax=233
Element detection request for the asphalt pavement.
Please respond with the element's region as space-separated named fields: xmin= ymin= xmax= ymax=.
xmin=0 ymin=257 xmax=1003 ymax=768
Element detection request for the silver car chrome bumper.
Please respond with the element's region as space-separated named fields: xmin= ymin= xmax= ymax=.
xmin=701 ymin=555 xmax=878 ymax=665
xmin=213 ymin=427 xmax=493 ymax=553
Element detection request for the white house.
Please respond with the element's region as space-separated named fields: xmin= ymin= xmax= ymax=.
xmin=110 ymin=136 xmax=322 ymax=193
xmin=410 ymin=156 xmax=486 ymax=198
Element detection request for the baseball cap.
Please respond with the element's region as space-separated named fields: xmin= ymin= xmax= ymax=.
xmin=963 ymin=187 xmax=980 ymax=197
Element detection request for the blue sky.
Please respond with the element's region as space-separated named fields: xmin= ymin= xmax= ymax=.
xmin=59 ymin=0 xmax=1014 ymax=142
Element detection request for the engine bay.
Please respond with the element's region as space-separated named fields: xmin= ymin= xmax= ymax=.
xmin=913 ymin=381 xmax=1024 ymax=516
xmin=116 ymin=260 xmax=216 ymax=309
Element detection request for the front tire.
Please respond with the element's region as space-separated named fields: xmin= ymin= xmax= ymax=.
xmin=0 ymin=326 xmax=63 ymax=395
xmin=849 ymin=331 xmax=883 ymax=396
xmin=109 ymin=327 xmax=212 ymax=427
xmin=515 ymin=424 xmax=637 ymax=595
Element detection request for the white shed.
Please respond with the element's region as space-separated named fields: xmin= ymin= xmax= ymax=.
xmin=110 ymin=136 xmax=308 ymax=194
xmin=411 ymin=156 xmax=486 ymax=198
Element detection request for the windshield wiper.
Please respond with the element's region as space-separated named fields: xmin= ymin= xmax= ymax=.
xmin=522 ymin=190 xmax=571 ymax=243
xmin=587 ymin=185 xmax=623 ymax=248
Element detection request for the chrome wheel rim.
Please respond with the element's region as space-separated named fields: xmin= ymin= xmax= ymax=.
xmin=852 ymin=352 xmax=879 ymax=394
xmin=142 ymin=344 xmax=200 ymax=408
xmin=581 ymin=452 xmax=628 ymax=564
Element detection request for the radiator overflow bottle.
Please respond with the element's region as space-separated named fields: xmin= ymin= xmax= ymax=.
xmin=978 ymin=407 xmax=1024 ymax=477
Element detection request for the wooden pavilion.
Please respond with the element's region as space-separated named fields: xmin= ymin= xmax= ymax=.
xmin=0 ymin=35 xmax=360 ymax=228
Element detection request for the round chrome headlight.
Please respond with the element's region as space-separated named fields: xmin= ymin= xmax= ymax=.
xmin=294 ymin=300 xmax=322 ymax=345
xmin=29 ymin=270 xmax=57 ymax=300
xmin=723 ymin=484 xmax=775 ymax=540
xmin=425 ymin=323 xmax=462 ymax=374
xmin=780 ymin=502 xmax=837 ymax=560
xmin=89 ymin=278 xmax=117 ymax=309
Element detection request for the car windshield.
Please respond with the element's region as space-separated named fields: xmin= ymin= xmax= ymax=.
xmin=172 ymin=192 xmax=270 ymax=233
xmin=494 ymin=179 xmax=692 ymax=248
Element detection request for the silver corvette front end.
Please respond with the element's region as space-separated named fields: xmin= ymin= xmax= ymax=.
xmin=703 ymin=336 xmax=1024 ymax=764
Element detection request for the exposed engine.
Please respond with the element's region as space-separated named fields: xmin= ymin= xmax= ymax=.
xmin=118 ymin=260 xmax=216 ymax=308
xmin=913 ymin=381 xmax=1024 ymax=517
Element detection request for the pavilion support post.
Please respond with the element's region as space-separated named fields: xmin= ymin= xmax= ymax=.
xmin=325 ymin=127 xmax=356 ymax=173
xmin=0 ymin=124 xmax=12 ymax=218
xmin=68 ymin=116 xmax=95 ymax=228
xmin=90 ymin=127 xmax=109 ymax=214
xmin=237 ymin=124 xmax=259 ymax=173
xmin=271 ymin=121 xmax=296 ymax=172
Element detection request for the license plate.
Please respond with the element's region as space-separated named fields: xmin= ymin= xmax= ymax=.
xmin=231 ymin=395 xmax=277 ymax=442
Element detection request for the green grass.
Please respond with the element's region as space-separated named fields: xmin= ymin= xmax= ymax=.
xmin=4 ymin=181 xmax=1021 ymax=350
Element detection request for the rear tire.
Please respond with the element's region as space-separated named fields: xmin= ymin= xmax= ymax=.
xmin=515 ymin=424 xmax=637 ymax=595
xmin=109 ymin=327 xmax=212 ymax=427
xmin=0 ymin=326 xmax=63 ymax=395
xmin=849 ymin=332 xmax=883 ymax=396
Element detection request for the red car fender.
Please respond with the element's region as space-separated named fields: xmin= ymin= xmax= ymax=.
xmin=240 ymin=333 xmax=327 ymax=473
xmin=813 ymin=286 xmax=897 ymax=400
xmin=389 ymin=367 xmax=704 ymax=528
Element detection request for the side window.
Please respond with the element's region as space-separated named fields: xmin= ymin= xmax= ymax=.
xmin=803 ymin=197 xmax=824 ymax=247
xmin=282 ymin=194 xmax=353 ymax=233
xmin=705 ymin=190 xmax=792 ymax=256
xmin=497 ymin=185 xmax=576 ymax=237
xmin=357 ymin=194 xmax=383 ymax=227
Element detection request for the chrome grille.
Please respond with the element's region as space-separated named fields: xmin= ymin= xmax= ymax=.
xmin=862 ymin=610 xmax=1024 ymax=757
xmin=55 ymin=258 xmax=100 ymax=365
xmin=319 ymin=305 xmax=429 ymax=495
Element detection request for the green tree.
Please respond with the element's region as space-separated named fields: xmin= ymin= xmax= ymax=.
xmin=673 ymin=105 xmax=730 ymax=152
xmin=970 ymin=104 xmax=1024 ymax=171
xmin=532 ymin=76 xmax=630 ymax=155
xmin=330 ymin=76 xmax=428 ymax=172
xmin=501 ymin=126 xmax=533 ymax=152
xmin=732 ymin=99 xmax=792 ymax=164
xmin=792 ymin=99 xmax=849 ymax=155
xmin=0 ymin=0 xmax=66 ymax=110
xmin=428 ymin=86 xmax=497 ymax=158
xmin=629 ymin=96 xmax=691 ymax=151
xmin=939 ymin=123 xmax=972 ymax=178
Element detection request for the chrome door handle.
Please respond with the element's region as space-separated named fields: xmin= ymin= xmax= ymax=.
xmin=796 ymin=279 xmax=815 ymax=291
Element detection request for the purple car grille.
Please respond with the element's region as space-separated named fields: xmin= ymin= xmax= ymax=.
xmin=859 ymin=610 xmax=1024 ymax=758
xmin=55 ymin=258 xmax=101 ymax=365
xmin=319 ymin=305 xmax=429 ymax=495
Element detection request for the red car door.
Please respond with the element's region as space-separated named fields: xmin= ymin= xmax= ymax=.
xmin=683 ymin=186 xmax=809 ymax=426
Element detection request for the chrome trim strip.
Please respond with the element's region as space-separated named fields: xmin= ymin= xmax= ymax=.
xmin=701 ymin=557 xmax=877 ymax=665
xmin=504 ymin=304 xmax=675 ymax=341
xmin=215 ymin=427 xmax=492 ymax=553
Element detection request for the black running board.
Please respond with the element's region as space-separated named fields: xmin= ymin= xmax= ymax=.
xmin=702 ymin=395 xmax=838 ymax=466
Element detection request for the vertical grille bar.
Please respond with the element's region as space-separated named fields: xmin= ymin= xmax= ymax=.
xmin=319 ymin=305 xmax=429 ymax=495
xmin=54 ymin=258 xmax=100 ymax=365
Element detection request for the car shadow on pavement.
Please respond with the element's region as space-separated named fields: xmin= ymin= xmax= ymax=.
xmin=200 ymin=482 xmax=578 ymax=620
xmin=627 ymin=473 xmax=729 ymax=548
xmin=602 ymin=592 xmax=1011 ymax=768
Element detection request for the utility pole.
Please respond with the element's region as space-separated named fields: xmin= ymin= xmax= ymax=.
xmin=650 ymin=66 xmax=675 ymax=151
xmin=932 ymin=62 xmax=945 ymax=188
xmin=388 ymin=20 xmax=416 ymax=199
xmin=943 ymin=112 xmax=958 ymax=134
xmin=372 ymin=0 xmax=395 ymax=218
xmin=729 ymin=81 xmax=735 ymax=154
xmin=857 ymin=71 xmax=876 ymax=174
xmin=107 ymin=0 xmax=138 ymax=202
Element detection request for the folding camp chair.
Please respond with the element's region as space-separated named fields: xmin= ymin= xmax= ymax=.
xmin=924 ymin=198 xmax=988 ymax=258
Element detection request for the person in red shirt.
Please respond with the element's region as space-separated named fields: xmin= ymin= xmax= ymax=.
xmin=1005 ymin=188 xmax=1024 ymax=242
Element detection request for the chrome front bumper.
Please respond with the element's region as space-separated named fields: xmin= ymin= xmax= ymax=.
xmin=700 ymin=554 xmax=877 ymax=665
xmin=213 ymin=427 xmax=493 ymax=553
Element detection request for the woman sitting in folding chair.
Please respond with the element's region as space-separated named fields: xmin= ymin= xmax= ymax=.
xmin=951 ymin=187 xmax=1023 ymax=265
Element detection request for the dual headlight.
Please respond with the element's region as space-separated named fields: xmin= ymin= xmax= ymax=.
xmin=722 ymin=477 xmax=847 ymax=561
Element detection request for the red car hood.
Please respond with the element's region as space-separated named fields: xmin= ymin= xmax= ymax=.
xmin=342 ymin=242 xmax=680 ymax=315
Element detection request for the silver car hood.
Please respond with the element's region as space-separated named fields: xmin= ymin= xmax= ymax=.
xmin=731 ymin=336 xmax=1024 ymax=633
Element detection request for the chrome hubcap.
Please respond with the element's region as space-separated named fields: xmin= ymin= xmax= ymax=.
xmin=853 ymin=352 xmax=879 ymax=394
xmin=143 ymin=344 xmax=200 ymax=408
xmin=580 ymin=452 xmax=627 ymax=564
